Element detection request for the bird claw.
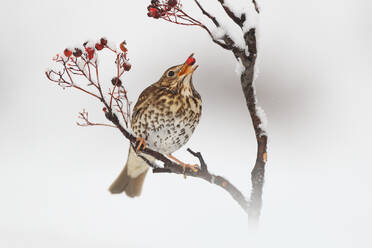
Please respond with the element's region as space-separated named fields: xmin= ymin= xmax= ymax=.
xmin=181 ymin=164 xmax=199 ymax=179
xmin=184 ymin=164 xmax=199 ymax=173
xmin=166 ymin=154 xmax=199 ymax=178
xmin=136 ymin=137 xmax=146 ymax=152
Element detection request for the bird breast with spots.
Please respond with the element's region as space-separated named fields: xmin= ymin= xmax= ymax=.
xmin=131 ymin=88 xmax=202 ymax=154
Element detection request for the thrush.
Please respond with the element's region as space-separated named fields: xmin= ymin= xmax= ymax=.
xmin=109 ymin=54 xmax=202 ymax=197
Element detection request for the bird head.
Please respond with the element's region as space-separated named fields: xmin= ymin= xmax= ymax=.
xmin=158 ymin=54 xmax=198 ymax=95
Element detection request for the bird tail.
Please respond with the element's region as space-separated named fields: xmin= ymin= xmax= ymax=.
xmin=109 ymin=146 xmax=154 ymax=197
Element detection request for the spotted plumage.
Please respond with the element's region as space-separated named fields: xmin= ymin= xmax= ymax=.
xmin=131 ymin=69 xmax=201 ymax=153
xmin=109 ymin=55 xmax=202 ymax=197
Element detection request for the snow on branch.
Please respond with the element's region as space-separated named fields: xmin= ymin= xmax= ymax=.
xmin=147 ymin=0 xmax=268 ymax=224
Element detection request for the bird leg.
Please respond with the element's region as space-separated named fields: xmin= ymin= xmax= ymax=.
xmin=136 ymin=137 xmax=147 ymax=152
xmin=167 ymin=154 xmax=199 ymax=173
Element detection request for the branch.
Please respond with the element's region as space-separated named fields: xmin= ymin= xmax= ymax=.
xmin=236 ymin=27 xmax=267 ymax=224
xmin=104 ymin=100 xmax=249 ymax=213
xmin=146 ymin=0 xmax=268 ymax=224
xmin=201 ymin=1 xmax=265 ymax=223
xmin=186 ymin=148 xmax=249 ymax=212
xmin=216 ymin=0 xmax=245 ymax=28
xmin=252 ymin=0 xmax=260 ymax=13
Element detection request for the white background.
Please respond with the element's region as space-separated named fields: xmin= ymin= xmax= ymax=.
xmin=1 ymin=0 xmax=371 ymax=247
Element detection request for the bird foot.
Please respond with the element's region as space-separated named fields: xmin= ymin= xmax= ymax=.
xmin=180 ymin=163 xmax=199 ymax=179
xmin=180 ymin=163 xmax=199 ymax=173
xmin=166 ymin=154 xmax=199 ymax=177
xmin=136 ymin=137 xmax=146 ymax=152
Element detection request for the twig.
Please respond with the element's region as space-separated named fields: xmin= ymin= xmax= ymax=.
xmin=77 ymin=110 xmax=117 ymax=128
xmin=252 ymin=0 xmax=260 ymax=13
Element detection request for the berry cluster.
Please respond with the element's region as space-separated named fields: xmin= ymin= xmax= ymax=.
xmin=47 ymin=38 xmax=133 ymax=128
xmin=63 ymin=38 xmax=108 ymax=61
xmin=60 ymin=38 xmax=131 ymax=72
xmin=147 ymin=0 xmax=178 ymax=19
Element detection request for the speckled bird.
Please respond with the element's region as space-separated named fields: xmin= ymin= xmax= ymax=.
xmin=109 ymin=54 xmax=202 ymax=197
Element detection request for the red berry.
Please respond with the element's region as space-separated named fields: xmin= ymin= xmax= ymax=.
xmin=119 ymin=41 xmax=127 ymax=53
xmin=111 ymin=77 xmax=122 ymax=87
xmin=186 ymin=57 xmax=196 ymax=66
xmin=64 ymin=49 xmax=72 ymax=57
xmin=100 ymin=38 xmax=107 ymax=45
xmin=149 ymin=7 xmax=160 ymax=18
xmin=73 ymin=48 xmax=82 ymax=57
xmin=103 ymin=107 xmax=107 ymax=112
xmin=123 ymin=62 xmax=131 ymax=71
xmin=168 ymin=0 xmax=177 ymax=7
xmin=95 ymin=43 xmax=104 ymax=50
xmin=85 ymin=47 xmax=95 ymax=60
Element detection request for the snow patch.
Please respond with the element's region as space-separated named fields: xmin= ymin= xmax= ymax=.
xmin=253 ymin=56 xmax=260 ymax=82
xmin=235 ymin=58 xmax=245 ymax=76
xmin=154 ymin=160 xmax=163 ymax=168
xmin=211 ymin=27 xmax=226 ymax=40
xmin=223 ymin=0 xmax=245 ymax=16
xmin=215 ymin=19 xmax=246 ymax=49
xmin=215 ymin=0 xmax=260 ymax=51
xmin=255 ymin=105 xmax=268 ymax=135
xmin=242 ymin=2 xmax=259 ymax=33
xmin=222 ymin=0 xmax=259 ymax=33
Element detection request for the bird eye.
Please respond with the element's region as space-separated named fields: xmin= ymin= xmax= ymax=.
xmin=167 ymin=71 xmax=175 ymax=77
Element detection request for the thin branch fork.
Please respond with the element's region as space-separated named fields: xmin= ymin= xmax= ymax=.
xmin=77 ymin=109 xmax=116 ymax=128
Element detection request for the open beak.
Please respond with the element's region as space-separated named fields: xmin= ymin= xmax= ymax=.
xmin=178 ymin=53 xmax=198 ymax=77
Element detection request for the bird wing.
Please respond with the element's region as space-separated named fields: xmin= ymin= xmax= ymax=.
xmin=131 ymin=84 xmax=158 ymax=128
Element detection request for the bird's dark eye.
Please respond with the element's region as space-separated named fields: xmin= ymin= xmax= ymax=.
xmin=167 ymin=71 xmax=175 ymax=77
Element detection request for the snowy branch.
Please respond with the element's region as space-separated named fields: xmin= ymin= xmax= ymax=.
xmin=147 ymin=0 xmax=268 ymax=224
xmin=216 ymin=0 xmax=245 ymax=27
